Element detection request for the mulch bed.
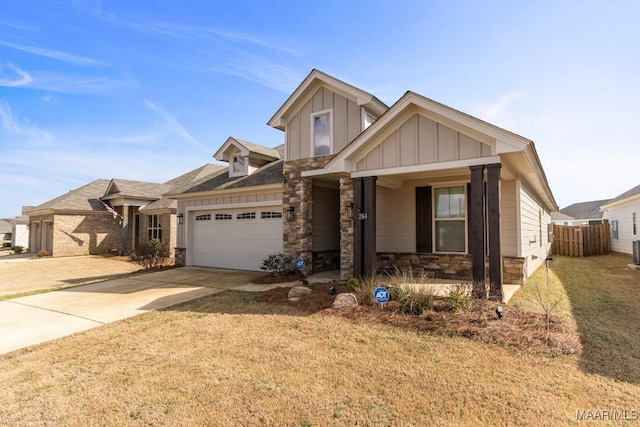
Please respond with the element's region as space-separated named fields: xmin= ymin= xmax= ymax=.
xmin=256 ymin=280 xmax=582 ymax=356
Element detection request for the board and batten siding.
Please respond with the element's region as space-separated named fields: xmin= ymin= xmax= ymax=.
xmin=286 ymin=87 xmax=362 ymax=161
xmin=603 ymin=198 xmax=640 ymax=254
xmin=376 ymin=185 xmax=416 ymax=253
xmin=355 ymin=114 xmax=492 ymax=172
xmin=311 ymin=185 xmax=340 ymax=252
xmin=176 ymin=191 xmax=282 ymax=247
xmin=519 ymin=181 xmax=552 ymax=277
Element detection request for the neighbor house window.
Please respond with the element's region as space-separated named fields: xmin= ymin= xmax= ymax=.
xmin=148 ymin=215 xmax=162 ymax=241
xmin=634 ymin=212 xmax=637 ymax=236
xmin=312 ymin=110 xmax=332 ymax=156
xmin=612 ymin=220 xmax=619 ymax=240
xmin=434 ymin=186 xmax=466 ymax=252
xmin=233 ymin=156 xmax=245 ymax=173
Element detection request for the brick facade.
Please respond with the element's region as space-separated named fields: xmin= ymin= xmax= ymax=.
xmin=138 ymin=212 xmax=176 ymax=258
xmin=30 ymin=213 xmax=122 ymax=257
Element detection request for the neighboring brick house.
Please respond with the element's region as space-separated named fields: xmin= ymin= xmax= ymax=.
xmin=27 ymin=164 xmax=222 ymax=257
xmin=171 ymin=69 xmax=558 ymax=300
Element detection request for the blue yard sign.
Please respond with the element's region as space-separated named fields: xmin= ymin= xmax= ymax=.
xmin=374 ymin=286 xmax=390 ymax=304
xmin=295 ymin=258 xmax=305 ymax=270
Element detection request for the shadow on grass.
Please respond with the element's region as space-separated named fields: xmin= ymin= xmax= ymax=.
xmin=164 ymin=281 xmax=346 ymax=318
xmin=551 ymin=254 xmax=640 ymax=385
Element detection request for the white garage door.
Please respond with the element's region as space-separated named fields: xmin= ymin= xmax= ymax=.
xmin=190 ymin=208 xmax=283 ymax=271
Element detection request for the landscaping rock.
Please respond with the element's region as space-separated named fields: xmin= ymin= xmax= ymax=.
xmin=332 ymin=293 xmax=358 ymax=309
xmin=288 ymin=286 xmax=312 ymax=300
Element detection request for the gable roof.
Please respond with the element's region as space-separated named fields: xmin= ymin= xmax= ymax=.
xmin=315 ymin=90 xmax=556 ymax=211
xmin=268 ymin=69 xmax=388 ymax=131
xmin=601 ymin=184 xmax=640 ymax=209
xmin=213 ymin=137 xmax=281 ymax=162
xmin=164 ymin=163 xmax=224 ymax=189
xmin=29 ymin=179 xmax=112 ymax=214
xmin=551 ymin=211 xmax=575 ymax=221
xmin=102 ymin=179 xmax=169 ymax=201
xmin=559 ymin=199 xmax=610 ymax=220
xmin=168 ymin=160 xmax=283 ymax=197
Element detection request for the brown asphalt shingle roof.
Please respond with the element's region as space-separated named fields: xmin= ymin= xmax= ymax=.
xmin=560 ymin=199 xmax=610 ymax=220
xmin=605 ymin=184 xmax=640 ymax=206
xmin=31 ymin=179 xmax=111 ymax=213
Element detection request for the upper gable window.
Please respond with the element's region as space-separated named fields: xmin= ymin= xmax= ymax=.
xmin=362 ymin=108 xmax=377 ymax=130
xmin=312 ymin=109 xmax=332 ymax=156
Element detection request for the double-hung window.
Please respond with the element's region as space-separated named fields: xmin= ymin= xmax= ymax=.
xmin=312 ymin=110 xmax=332 ymax=156
xmin=434 ymin=186 xmax=466 ymax=252
xmin=148 ymin=214 xmax=162 ymax=241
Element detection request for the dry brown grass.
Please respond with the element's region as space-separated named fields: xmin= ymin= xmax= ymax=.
xmin=0 ymin=255 xmax=142 ymax=298
xmin=0 ymin=255 xmax=639 ymax=426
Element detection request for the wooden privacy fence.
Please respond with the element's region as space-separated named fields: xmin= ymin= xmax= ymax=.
xmin=552 ymin=221 xmax=611 ymax=257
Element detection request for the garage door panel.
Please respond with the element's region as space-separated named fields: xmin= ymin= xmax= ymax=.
xmin=190 ymin=209 xmax=283 ymax=271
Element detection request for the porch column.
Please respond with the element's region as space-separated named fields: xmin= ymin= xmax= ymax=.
xmin=469 ymin=165 xmax=485 ymax=284
xmin=486 ymin=163 xmax=503 ymax=300
xmin=363 ymin=176 xmax=377 ymax=277
xmin=352 ymin=176 xmax=377 ymax=277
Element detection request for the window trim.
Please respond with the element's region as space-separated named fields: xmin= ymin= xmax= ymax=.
xmin=432 ymin=185 xmax=467 ymax=254
xmin=310 ymin=109 xmax=333 ymax=157
xmin=147 ymin=214 xmax=162 ymax=241
xmin=361 ymin=107 xmax=377 ymax=131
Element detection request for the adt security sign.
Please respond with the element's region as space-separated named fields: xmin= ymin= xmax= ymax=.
xmin=295 ymin=258 xmax=305 ymax=270
xmin=374 ymin=286 xmax=390 ymax=304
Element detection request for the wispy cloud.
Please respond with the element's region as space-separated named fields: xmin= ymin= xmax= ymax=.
xmin=480 ymin=90 xmax=529 ymax=121
xmin=0 ymin=63 xmax=32 ymax=87
xmin=0 ymin=101 xmax=53 ymax=145
xmin=79 ymin=8 xmax=304 ymax=92
xmin=0 ymin=39 xmax=105 ymax=66
xmin=144 ymin=100 xmax=209 ymax=152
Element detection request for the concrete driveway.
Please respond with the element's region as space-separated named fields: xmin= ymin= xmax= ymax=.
xmin=0 ymin=267 xmax=291 ymax=355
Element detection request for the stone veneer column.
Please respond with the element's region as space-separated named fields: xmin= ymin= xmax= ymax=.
xmin=282 ymin=156 xmax=334 ymax=276
xmin=339 ymin=177 xmax=354 ymax=280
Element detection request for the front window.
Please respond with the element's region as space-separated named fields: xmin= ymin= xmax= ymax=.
xmin=434 ymin=186 xmax=466 ymax=252
xmin=313 ymin=110 xmax=331 ymax=156
xmin=148 ymin=215 xmax=162 ymax=241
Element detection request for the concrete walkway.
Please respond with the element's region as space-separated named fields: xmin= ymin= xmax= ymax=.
xmin=0 ymin=267 xmax=308 ymax=355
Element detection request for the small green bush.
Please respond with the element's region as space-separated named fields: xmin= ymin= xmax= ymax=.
xmin=346 ymin=277 xmax=360 ymax=292
xmin=260 ymin=253 xmax=296 ymax=275
xmin=352 ymin=276 xmax=379 ymax=306
xmin=132 ymin=239 xmax=168 ymax=270
xmin=13 ymin=246 xmax=25 ymax=254
xmin=447 ymin=282 xmax=473 ymax=313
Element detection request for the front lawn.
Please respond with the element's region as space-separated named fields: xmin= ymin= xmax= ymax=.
xmin=1 ymin=254 xmax=639 ymax=426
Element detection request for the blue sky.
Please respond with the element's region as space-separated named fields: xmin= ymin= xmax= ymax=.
xmin=1 ymin=1 xmax=639 ymax=218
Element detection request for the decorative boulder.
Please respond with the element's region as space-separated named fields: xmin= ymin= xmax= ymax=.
xmin=288 ymin=286 xmax=312 ymax=301
xmin=332 ymin=293 xmax=358 ymax=309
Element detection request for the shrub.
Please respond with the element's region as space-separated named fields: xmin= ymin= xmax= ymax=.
xmin=37 ymin=250 xmax=50 ymax=257
xmin=388 ymin=267 xmax=437 ymax=314
xmin=346 ymin=277 xmax=360 ymax=292
xmin=352 ymin=275 xmax=380 ymax=306
xmin=446 ymin=282 xmax=474 ymax=313
xmin=13 ymin=246 xmax=25 ymax=254
xmin=132 ymin=239 xmax=168 ymax=270
xmin=260 ymin=253 xmax=296 ymax=275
